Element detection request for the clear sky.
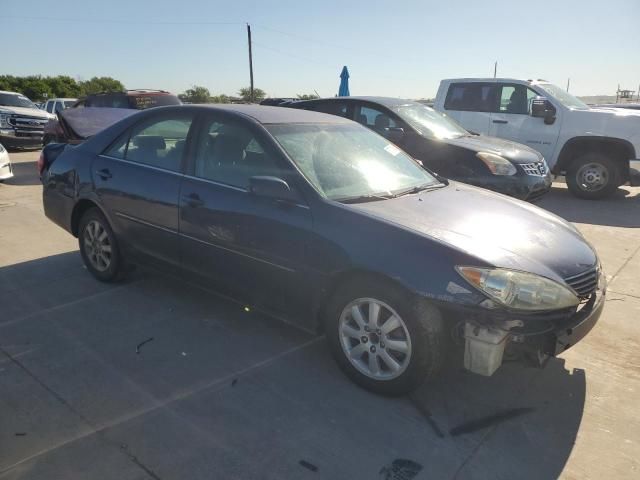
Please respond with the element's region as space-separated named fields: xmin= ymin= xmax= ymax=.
xmin=2 ymin=0 xmax=639 ymax=99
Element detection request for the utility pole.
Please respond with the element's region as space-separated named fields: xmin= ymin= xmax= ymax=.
xmin=566 ymin=78 xmax=570 ymax=92
xmin=247 ymin=23 xmax=254 ymax=103
xmin=493 ymin=61 xmax=497 ymax=78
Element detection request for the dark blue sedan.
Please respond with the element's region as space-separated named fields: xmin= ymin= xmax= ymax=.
xmin=41 ymin=105 xmax=605 ymax=395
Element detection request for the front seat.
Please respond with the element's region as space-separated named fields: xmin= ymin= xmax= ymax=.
xmin=374 ymin=114 xmax=390 ymax=132
xmin=204 ymin=134 xmax=246 ymax=184
xmin=506 ymin=88 xmax=528 ymax=114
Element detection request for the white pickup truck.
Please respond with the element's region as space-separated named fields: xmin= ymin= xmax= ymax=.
xmin=434 ymin=78 xmax=640 ymax=199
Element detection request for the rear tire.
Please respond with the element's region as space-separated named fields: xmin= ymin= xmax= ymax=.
xmin=566 ymin=152 xmax=621 ymax=199
xmin=324 ymin=277 xmax=445 ymax=396
xmin=78 ymin=208 xmax=125 ymax=282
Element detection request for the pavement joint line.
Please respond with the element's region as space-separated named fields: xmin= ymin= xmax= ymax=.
xmin=0 ymin=282 xmax=137 ymax=328
xmin=609 ymin=242 xmax=640 ymax=284
xmin=606 ymin=290 xmax=640 ymax=301
xmin=0 ymin=336 xmax=322 ymax=476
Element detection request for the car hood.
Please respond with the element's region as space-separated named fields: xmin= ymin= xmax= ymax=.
xmin=347 ymin=182 xmax=597 ymax=282
xmin=443 ymin=134 xmax=543 ymax=164
xmin=0 ymin=105 xmax=52 ymax=119
xmin=566 ymin=107 xmax=640 ymax=140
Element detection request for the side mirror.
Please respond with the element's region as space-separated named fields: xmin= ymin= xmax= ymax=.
xmin=384 ymin=127 xmax=405 ymax=144
xmin=249 ymin=176 xmax=299 ymax=203
xmin=531 ymin=96 xmax=556 ymax=125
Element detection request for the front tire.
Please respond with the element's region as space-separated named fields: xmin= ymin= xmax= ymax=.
xmin=566 ymin=153 xmax=621 ymax=199
xmin=78 ymin=208 xmax=125 ymax=282
xmin=325 ymin=278 xmax=445 ymax=396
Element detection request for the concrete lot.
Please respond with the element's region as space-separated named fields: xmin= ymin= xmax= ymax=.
xmin=1 ymin=150 xmax=639 ymax=480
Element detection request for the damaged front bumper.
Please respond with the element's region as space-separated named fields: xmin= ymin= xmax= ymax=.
xmin=463 ymin=286 xmax=606 ymax=376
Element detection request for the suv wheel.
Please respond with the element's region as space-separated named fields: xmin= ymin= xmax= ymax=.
xmin=325 ymin=278 xmax=445 ymax=396
xmin=566 ymin=152 xmax=621 ymax=199
xmin=78 ymin=208 xmax=125 ymax=282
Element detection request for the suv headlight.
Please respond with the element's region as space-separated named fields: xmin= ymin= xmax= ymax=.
xmin=0 ymin=110 xmax=10 ymax=128
xmin=476 ymin=152 xmax=517 ymax=176
xmin=457 ymin=266 xmax=579 ymax=311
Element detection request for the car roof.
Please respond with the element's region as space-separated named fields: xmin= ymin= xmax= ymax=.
xmin=48 ymin=98 xmax=77 ymax=101
xmin=297 ymin=96 xmax=419 ymax=108
xmin=182 ymin=104 xmax=354 ymax=124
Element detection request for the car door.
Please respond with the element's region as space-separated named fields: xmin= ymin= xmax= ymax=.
xmin=179 ymin=112 xmax=314 ymax=317
xmin=95 ymin=111 xmax=195 ymax=266
xmin=489 ymin=83 xmax=560 ymax=161
xmin=442 ymin=82 xmax=496 ymax=135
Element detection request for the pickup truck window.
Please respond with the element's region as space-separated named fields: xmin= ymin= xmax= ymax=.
xmin=444 ymin=83 xmax=495 ymax=112
xmin=498 ymin=85 xmax=538 ymax=114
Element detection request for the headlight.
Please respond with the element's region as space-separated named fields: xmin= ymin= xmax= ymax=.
xmin=0 ymin=110 xmax=10 ymax=128
xmin=476 ymin=152 xmax=517 ymax=176
xmin=457 ymin=266 xmax=579 ymax=311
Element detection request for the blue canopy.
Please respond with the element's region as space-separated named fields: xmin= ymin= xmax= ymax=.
xmin=338 ymin=66 xmax=350 ymax=97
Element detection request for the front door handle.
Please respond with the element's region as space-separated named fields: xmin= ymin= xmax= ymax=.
xmin=183 ymin=193 xmax=204 ymax=208
xmin=492 ymin=119 xmax=508 ymax=124
xmin=96 ymin=168 xmax=112 ymax=180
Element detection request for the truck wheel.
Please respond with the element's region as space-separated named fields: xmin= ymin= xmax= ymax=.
xmin=566 ymin=153 xmax=620 ymax=199
xmin=78 ymin=208 xmax=125 ymax=282
xmin=324 ymin=277 xmax=445 ymax=396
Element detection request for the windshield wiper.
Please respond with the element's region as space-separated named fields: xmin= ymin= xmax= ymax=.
xmin=335 ymin=193 xmax=394 ymax=204
xmin=392 ymin=182 xmax=446 ymax=198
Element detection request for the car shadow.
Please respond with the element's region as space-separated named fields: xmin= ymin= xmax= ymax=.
xmin=538 ymin=184 xmax=640 ymax=227
xmin=0 ymin=252 xmax=587 ymax=480
xmin=2 ymin=161 xmax=41 ymax=186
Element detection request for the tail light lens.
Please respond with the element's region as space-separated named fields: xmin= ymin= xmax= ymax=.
xmin=37 ymin=151 xmax=46 ymax=175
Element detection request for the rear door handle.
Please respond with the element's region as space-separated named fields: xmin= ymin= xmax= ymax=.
xmin=183 ymin=193 xmax=204 ymax=208
xmin=492 ymin=119 xmax=508 ymax=124
xmin=96 ymin=168 xmax=112 ymax=179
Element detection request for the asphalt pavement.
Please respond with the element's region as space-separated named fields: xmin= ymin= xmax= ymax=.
xmin=1 ymin=150 xmax=639 ymax=480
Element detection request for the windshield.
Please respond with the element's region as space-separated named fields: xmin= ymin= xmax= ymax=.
xmin=0 ymin=93 xmax=37 ymax=109
xmin=267 ymin=123 xmax=440 ymax=201
xmin=393 ymin=103 xmax=468 ymax=139
xmin=63 ymin=100 xmax=76 ymax=108
xmin=536 ymin=83 xmax=589 ymax=110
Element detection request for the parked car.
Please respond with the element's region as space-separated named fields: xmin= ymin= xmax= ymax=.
xmin=593 ymin=103 xmax=640 ymax=111
xmin=260 ymin=97 xmax=297 ymax=106
xmin=289 ymin=97 xmax=551 ymax=201
xmin=0 ymin=142 xmax=12 ymax=181
xmin=0 ymin=90 xmax=55 ymax=149
xmin=41 ymin=105 xmax=605 ymax=395
xmin=434 ymin=78 xmax=640 ymax=199
xmin=44 ymin=90 xmax=181 ymax=145
xmin=43 ymin=98 xmax=77 ymax=115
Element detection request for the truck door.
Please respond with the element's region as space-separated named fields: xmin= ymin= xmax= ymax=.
xmin=489 ymin=84 xmax=561 ymax=162
xmin=441 ymin=82 xmax=496 ymax=135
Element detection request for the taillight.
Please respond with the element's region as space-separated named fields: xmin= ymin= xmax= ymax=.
xmin=37 ymin=151 xmax=45 ymax=175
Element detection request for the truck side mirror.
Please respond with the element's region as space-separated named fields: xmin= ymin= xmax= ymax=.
xmin=531 ymin=96 xmax=556 ymax=125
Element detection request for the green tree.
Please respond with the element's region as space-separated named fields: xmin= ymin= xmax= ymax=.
xmin=179 ymin=85 xmax=212 ymax=104
xmin=238 ymin=87 xmax=266 ymax=103
xmin=296 ymin=93 xmax=319 ymax=100
xmin=79 ymin=77 xmax=125 ymax=95
xmin=210 ymin=94 xmax=231 ymax=104
xmin=48 ymin=76 xmax=82 ymax=98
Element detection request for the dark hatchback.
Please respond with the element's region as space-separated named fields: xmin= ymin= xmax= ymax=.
xmin=289 ymin=97 xmax=552 ymax=201
xmin=41 ymin=105 xmax=604 ymax=395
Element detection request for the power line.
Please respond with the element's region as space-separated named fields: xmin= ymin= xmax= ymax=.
xmin=0 ymin=15 xmax=244 ymax=25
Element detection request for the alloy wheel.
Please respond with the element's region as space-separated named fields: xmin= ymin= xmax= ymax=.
xmin=83 ymin=220 xmax=112 ymax=272
xmin=338 ymin=297 xmax=412 ymax=380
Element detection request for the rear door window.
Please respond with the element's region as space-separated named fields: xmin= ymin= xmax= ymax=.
xmin=444 ymin=83 xmax=497 ymax=112
xmin=104 ymin=114 xmax=194 ymax=172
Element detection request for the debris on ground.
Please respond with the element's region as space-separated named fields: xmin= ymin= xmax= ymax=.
xmin=299 ymin=460 xmax=318 ymax=472
xmin=135 ymin=337 xmax=154 ymax=354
